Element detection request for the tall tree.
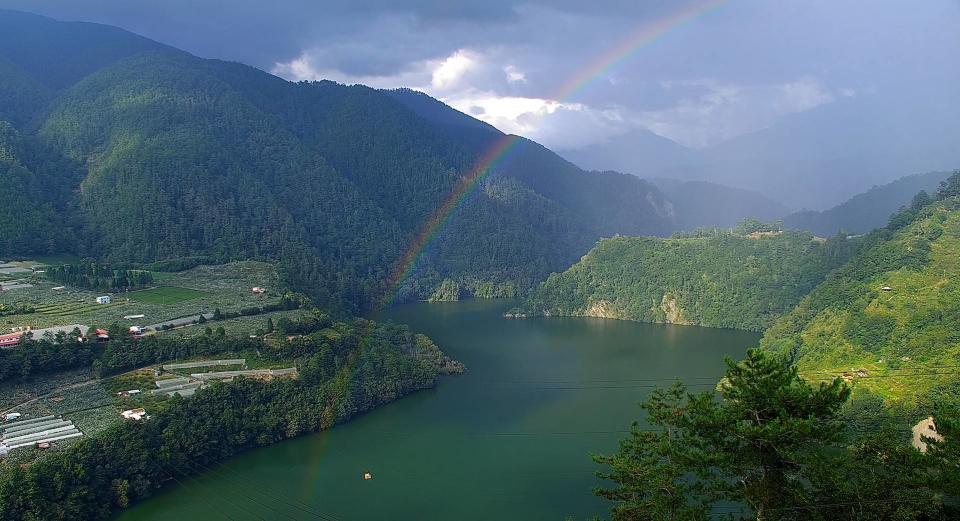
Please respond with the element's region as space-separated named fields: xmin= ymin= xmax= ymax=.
xmin=595 ymin=349 xmax=851 ymax=520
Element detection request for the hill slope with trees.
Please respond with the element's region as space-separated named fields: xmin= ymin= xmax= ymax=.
xmin=784 ymin=170 xmax=952 ymax=236
xmin=523 ymin=222 xmax=859 ymax=331
xmin=762 ymin=172 xmax=960 ymax=404
xmin=0 ymin=10 xmax=685 ymax=313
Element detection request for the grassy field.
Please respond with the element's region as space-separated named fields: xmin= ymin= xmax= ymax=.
xmin=128 ymin=286 xmax=207 ymax=304
xmin=0 ymin=260 xmax=284 ymax=331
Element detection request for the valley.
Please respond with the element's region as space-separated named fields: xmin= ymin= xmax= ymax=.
xmin=1 ymin=5 xmax=959 ymax=520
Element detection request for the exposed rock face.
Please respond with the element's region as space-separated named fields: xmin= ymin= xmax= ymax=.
xmin=583 ymin=299 xmax=624 ymax=319
xmin=912 ymin=416 xmax=943 ymax=453
xmin=660 ymin=294 xmax=690 ymax=325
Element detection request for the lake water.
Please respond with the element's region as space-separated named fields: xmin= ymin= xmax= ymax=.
xmin=115 ymin=299 xmax=759 ymax=520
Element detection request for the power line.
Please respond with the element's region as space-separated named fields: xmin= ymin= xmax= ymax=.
xmin=158 ymin=462 xmax=233 ymax=521
xmin=194 ymin=458 xmax=342 ymax=521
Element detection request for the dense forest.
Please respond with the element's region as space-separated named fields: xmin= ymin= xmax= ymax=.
xmin=0 ymin=10 xmax=820 ymax=312
xmin=45 ymin=261 xmax=153 ymax=291
xmin=762 ymin=172 xmax=960 ymax=404
xmin=0 ymin=314 xmax=460 ymax=520
xmin=783 ymin=170 xmax=951 ymax=236
xmin=524 ymin=222 xmax=859 ymax=331
xmin=0 ymin=10 xmax=684 ymax=313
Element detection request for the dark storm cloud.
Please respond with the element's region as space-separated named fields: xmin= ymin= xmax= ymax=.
xmin=2 ymin=0 xmax=957 ymax=150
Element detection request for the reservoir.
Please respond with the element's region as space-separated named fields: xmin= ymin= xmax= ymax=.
xmin=115 ymin=299 xmax=759 ymax=520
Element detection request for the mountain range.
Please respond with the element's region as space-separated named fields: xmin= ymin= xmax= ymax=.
xmin=0 ymin=9 xmax=794 ymax=312
xmin=561 ymin=97 xmax=960 ymax=210
xmin=783 ymin=171 xmax=952 ymax=236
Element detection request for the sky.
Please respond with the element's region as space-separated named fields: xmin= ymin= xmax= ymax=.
xmin=4 ymin=0 xmax=959 ymax=151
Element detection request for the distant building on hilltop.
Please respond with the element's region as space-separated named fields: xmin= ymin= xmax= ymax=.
xmin=95 ymin=295 xmax=111 ymax=304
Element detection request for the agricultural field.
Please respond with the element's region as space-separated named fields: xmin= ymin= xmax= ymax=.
xmin=128 ymin=286 xmax=207 ymax=304
xmin=159 ymin=308 xmax=313 ymax=339
xmin=0 ymin=260 xmax=284 ymax=332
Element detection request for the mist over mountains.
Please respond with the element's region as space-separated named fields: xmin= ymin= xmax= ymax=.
xmin=561 ymin=95 xmax=960 ymax=210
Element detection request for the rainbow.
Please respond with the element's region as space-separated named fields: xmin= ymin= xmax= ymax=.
xmin=375 ymin=0 xmax=728 ymax=311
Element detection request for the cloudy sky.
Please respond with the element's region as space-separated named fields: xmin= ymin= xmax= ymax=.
xmin=4 ymin=0 xmax=959 ymax=151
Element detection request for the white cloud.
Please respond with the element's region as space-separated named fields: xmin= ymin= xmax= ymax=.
xmin=272 ymin=47 xmax=632 ymax=149
xmin=431 ymin=50 xmax=476 ymax=90
xmin=503 ymin=65 xmax=526 ymax=83
xmin=274 ymin=46 xmax=843 ymax=151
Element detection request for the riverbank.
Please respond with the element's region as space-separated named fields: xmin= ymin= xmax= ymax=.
xmin=0 ymin=317 xmax=460 ymax=521
xmin=113 ymin=299 xmax=757 ymax=521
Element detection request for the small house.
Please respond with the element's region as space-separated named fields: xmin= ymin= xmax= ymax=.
xmin=0 ymin=332 xmax=22 ymax=348
xmin=94 ymin=329 xmax=110 ymax=342
xmin=129 ymin=326 xmax=144 ymax=336
xmin=881 ymin=286 xmax=893 ymax=292
xmin=116 ymin=389 xmax=141 ymax=397
xmin=96 ymin=295 xmax=111 ymax=304
xmin=3 ymin=412 xmax=21 ymax=422
xmin=251 ymin=287 xmax=266 ymax=295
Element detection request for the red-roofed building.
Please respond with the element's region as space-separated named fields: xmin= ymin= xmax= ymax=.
xmin=0 ymin=332 xmax=23 ymax=348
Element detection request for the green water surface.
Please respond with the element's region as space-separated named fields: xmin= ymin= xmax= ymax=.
xmin=115 ymin=299 xmax=759 ymax=520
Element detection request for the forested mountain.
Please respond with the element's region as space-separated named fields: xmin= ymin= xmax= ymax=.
xmin=761 ymin=173 xmax=960 ymax=405
xmin=783 ymin=171 xmax=952 ymax=236
xmin=0 ymin=122 xmax=80 ymax=253
xmin=651 ymin=178 xmax=789 ymax=229
xmin=523 ymin=224 xmax=859 ymax=331
xmin=0 ymin=10 xmax=686 ymax=312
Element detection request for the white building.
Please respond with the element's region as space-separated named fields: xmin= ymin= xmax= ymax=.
xmin=96 ymin=296 xmax=111 ymax=304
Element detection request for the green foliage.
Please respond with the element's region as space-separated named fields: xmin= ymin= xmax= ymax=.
xmin=45 ymin=260 xmax=154 ymax=291
xmin=0 ymin=15 xmax=681 ymax=312
xmin=0 ymin=303 xmax=35 ymax=317
xmin=525 ymin=230 xmax=858 ymax=331
xmin=0 ymin=121 xmax=79 ymax=254
xmin=0 ymin=317 xmax=452 ymax=520
xmin=937 ymin=170 xmax=960 ymax=199
xmin=734 ymin=217 xmax=782 ymax=234
xmin=595 ymin=350 xmax=850 ymax=519
xmin=428 ymin=278 xmax=462 ymax=302
xmin=761 ymin=192 xmax=960 ymax=403
xmin=595 ymin=350 xmax=955 ymax=520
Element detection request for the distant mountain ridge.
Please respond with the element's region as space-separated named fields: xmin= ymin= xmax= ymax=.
xmin=561 ymin=96 xmax=960 ymax=210
xmin=652 ymin=178 xmax=789 ymax=229
xmin=783 ymin=171 xmax=952 ymax=236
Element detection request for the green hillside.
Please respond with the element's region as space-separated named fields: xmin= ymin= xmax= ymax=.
xmin=524 ymin=224 xmax=858 ymax=331
xmin=0 ymin=10 xmax=684 ymax=312
xmin=0 ymin=122 xmax=80 ymax=253
xmin=762 ymin=175 xmax=960 ymax=404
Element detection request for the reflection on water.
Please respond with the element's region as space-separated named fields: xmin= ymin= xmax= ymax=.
xmin=116 ymin=299 xmax=759 ymax=521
